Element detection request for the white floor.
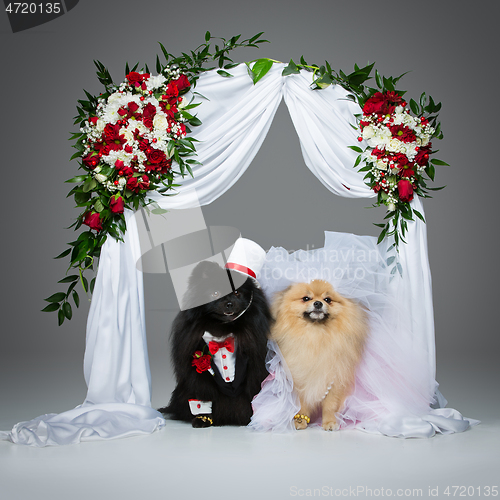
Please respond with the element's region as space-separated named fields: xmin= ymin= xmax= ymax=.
xmin=1 ymin=418 xmax=498 ymax=500
xmin=1 ymin=353 xmax=498 ymax=500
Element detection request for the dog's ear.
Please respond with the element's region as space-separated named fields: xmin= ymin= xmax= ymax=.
xmin=271 ymin=286 xmax=291 ymax=319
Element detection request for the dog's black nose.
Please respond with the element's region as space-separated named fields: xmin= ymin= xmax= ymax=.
xmin=225 ymin=301 xmax=233 ymax=310
xmin=313 ymin=301 xmax=323 ymax=309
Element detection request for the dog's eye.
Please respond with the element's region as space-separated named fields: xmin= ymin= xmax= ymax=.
xmin=234 ymin=290 xmax=240 ymax=296
xmin=302 ymin=296 xmax=311 ymax=302
xmin=211 ymin=291 xmax=220 ymax=298
xmin=324 ymin=297 xmax=332 ymax=304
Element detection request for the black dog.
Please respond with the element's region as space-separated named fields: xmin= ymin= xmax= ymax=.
xmin=159 ymin=261 xmax=271 ymax=427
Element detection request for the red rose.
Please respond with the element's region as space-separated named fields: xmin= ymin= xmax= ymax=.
xmin=138 ymin=174 xmax=150 ymax=190
xmin=172 ymin=74 xmax=191 ymax=92
xmin=128 ymin=101 xmax=139 ymax=114
xmin=147 ymin=149 xmax=166 ymax=164
xmin=397 ymin=179 xmax=414 ymax=203
xmin=392 ymin=153 xmax=409 ymax=167
xmin=83 ymin=211 xmax=102 ymax=231
xmin=415 ymin=145 xmax=431 ymax=166
xmin=83 ymin=152 xmax=99 ymax=170
xmin=89 ymin=116 xmax=98 ymax=125
xmin=142 ymin=103 xmax=156 ymax=129
xmin=158 ymin=158 xmax=172 ymax=174
xmin=363 ymin=92 xmax=386 ymax=115
xmin=121 ymin=165 xmax=135 ymax=176
xmin=110 ymin=195 xmax=125 ymax=214
xmin=126 ymin=175 xmax=149 ymax=193
xmin=192 ymin=353 xmax=212 ymax=373
xmin=126 ymin=176 xmax=139 ymax=193
xmin=165 ymin=82 xmax=179 ymax=101
xmin=126 ymin=71 xmax=147 ymax=87
xmin=400 ymin=168 xmax=415 ymax=178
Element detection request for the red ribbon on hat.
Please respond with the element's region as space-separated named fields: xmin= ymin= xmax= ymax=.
xmin=208 ymin=337 xmax=235 ymax=355
xmin=225 ymin=262 xmax=256 ymax=279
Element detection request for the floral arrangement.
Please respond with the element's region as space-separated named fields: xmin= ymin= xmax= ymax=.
xmin=192 ymin=349 xmax=213 ymax=374
xmin=43 ymin=32 xmax=269 ymax=324
xmin=43 ymin=35 xmax=448 ymax=324
xmin=281 ymin=60 xmax=448 ymax=250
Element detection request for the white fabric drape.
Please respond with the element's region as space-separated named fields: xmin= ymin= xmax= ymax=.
xmin=0 ymin=64 xmax=475 ymax=446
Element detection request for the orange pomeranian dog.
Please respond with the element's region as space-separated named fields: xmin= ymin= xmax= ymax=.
xmin=270 ymin=280 xmax=368 ymax=431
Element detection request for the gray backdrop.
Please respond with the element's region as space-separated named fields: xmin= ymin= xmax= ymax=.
xmin=1 ymin=0 xmax=498 ymax=442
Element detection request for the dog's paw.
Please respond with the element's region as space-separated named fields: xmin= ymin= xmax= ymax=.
xmin=192 ymin=415 xmax=213 ymax=428
xmin=322 ymin=420 xmax=339 ymax=431
xmin=294 ymin=418 xmax=308 ymax=430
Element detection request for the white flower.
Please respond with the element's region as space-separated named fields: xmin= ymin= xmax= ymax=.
xmin=376 ymin=159 xmax=388 ymax=170
xmin=387 ymin=138 xmax=403 ymax=153
xmin=146 ymin=74 xmax=167 ymax=90
xmin=107 ymin=92 xmax=122 ymax=104
xmin=387 ymin=202 xmax=396 ymax=212
xmin=96 ymin=118 xmax=106 ymax=133
xmin=95 ymin=173 xmax=107 ymax=183
xmin=153 ymin=113 xmax=169 ymax=131
xmin=121 ymin=127 xmax=135 ymax=144
xmin=362 ymin=125 xmax=375 ymax=140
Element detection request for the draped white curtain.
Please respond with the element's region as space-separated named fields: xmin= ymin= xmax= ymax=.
xmin=0 ymin=64 xmax=475 ymax=446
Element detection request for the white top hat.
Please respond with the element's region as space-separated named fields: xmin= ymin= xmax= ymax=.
xmin=225 ymin=238 xmax=266 ymax=282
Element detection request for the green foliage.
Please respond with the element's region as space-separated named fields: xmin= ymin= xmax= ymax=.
xmin=47 ymin=32 xmax=269 ymax=325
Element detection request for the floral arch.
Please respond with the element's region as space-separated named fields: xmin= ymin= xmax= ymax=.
xmin=0 ymin=37 xmax=475 ymax=446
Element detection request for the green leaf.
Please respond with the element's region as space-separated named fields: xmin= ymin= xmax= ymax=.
xmin=94 ymin=199 xmax=105 ymax=213
xmin=420 ymin=92 xmax=427 ymax=108
xmin=189 ymin=116 xmax=202 ymax=127
xmin=54 ymin=248 xmax=71 ymax=259
xmin=430 ymin=158 xmax=450 ymax=166
xmin=63 ymin=302 xmax=73 ymax=320
xmin=57 ymin=275 xmax=80 ymax=284
xmin=249 ymin=58 xmax=274 ymax=84
xmin=315 ymin=73 xmax=333 ymax=89
xmin=83 ymin=178 xmax=97 ymax=193
xmin=414 ymin=210 xmax=426 ymax=222
xmin=386 ymin=256 xmax=396 ymax=266
xmin=282 ymin=59 xmax=301 ymax=76
xmin=82 ymin=276 xmax=89 ymax=294
xmin=377 ymin=225 xmax=388 ymax=244
xmin=45 ymin=292 xmax=66 ymax=303
xmin=409 ymin=99 xmax=419 ymax=115
xmin=217 ymin=69 xmax=234 ymax=78
xmin=66 ymin=175 xmax=88 ymax=183
xmin=75 ymin=191 xmax=91 ymax=205
xmin=383 ymin=77 xmax=395 ymax=92
xmin=205 ymin=31 xmax=211 ymax=42
xmin=41 ymin=303 xmax=60 ymax=313
xmin=426 ymin=164 xmax=436 ymax=181
xmin=375 ymin=69 xmax=383 ymax=89
xmin=151 ymin=208 xmax=169 ymax=215
xmin=348 ymin=145 xmax=363 ymax=153
xmin=58 ymin=308 xmax=65 ymax=326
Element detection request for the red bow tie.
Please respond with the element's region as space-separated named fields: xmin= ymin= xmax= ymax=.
xmin=208 ymin=337 xmax=235 ymax=355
